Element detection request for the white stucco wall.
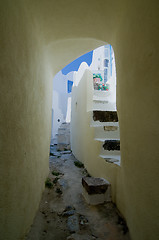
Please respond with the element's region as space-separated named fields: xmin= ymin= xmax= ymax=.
xmin=1 ymin=1 xmax=159 ymax=240
xmin=90 ymin=45 xmax=105 ymax=75
xmin=71 ymin=67 xmax=118 ymax=201
xmin=52 ymin=45 xmax=116 ymax=140
xmin=90 ymin=45 xmax=116 ymax=103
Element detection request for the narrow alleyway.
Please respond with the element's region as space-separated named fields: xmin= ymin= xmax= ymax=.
xmin=25 ymin=143 xmax=130 ymax=240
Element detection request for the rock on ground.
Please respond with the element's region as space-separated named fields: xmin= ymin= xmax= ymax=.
xmin=25 ymin=145 xmax=130 ymax=240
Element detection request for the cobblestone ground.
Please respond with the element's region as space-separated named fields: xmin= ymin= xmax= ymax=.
xmin=25 ymin=145 xmax=131 ymax=240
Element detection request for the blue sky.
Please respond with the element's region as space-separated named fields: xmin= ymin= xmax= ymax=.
xmin=62 ymin=50 xmax=93 ymax=75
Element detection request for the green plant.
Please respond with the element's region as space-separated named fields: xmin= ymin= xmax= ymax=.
xmin=53 ymin=177 xmax=59 ymax=184
xmin=45 ymin=178 xmax=53 ymax=188
xmin=52 ymin=171 xmax=60 ymax=176
xmin=74 ymin=161 xmax=84 ymax=168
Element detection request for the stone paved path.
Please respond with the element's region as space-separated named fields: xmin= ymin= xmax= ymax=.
xmin=25 ymin=145 xmax=131 ymax=240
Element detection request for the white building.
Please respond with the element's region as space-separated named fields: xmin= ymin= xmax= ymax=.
xmin=51 ymin=45 xmax=116 ymax=140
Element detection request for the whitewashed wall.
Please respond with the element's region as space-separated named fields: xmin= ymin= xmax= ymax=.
xmin=51 ymin=71 xmax=74 ymax=139
xmin=51 ymin=45 xmax=116 ymax=139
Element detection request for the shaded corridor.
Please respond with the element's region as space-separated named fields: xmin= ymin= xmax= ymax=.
xmin=26 ymin=145 xmax=130 ymax=240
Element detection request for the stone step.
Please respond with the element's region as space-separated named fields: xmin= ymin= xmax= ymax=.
xmin=90 ymin=119 xmax=119 ymax=128
xmin=82 ymin=177 xmax=111 ymax=205
xmin=99 ymin=154 xmax=120 ymax=165
xmin=95 ymin=137 xmax=120 ymax=142
xmin=100 ymin=139 xmax=120 ymax=164
xmin=50 ymin=138 xmax=57 ymax=145
xmin=57 ymin=143 xmax=71 ymax=151
xmin=60 ymin=122 xmax=70 ymax=128
xmin=103 ymin=140 xmax=120 ymax=151
xmin=93 ymin=110 xmax=118 ymax=122
xmin=94 ymin=126 xmax=120 ymax=140
xmin=100 ymin=148 xmax=120 ymax=156
xmin=93 ymin=90 xmax=111 ymax=99
xmin=93 ymin=95 xmax=109 ymax=101
xmin=93 ymin=100 xmax=116 ymax=111
xmin=58 ymin=128 xmax=70 ymax=134
xmin=100 ymin=140 xmax=120 ymax=156
xmin=57 ymin=133 xmax=70 ymax=145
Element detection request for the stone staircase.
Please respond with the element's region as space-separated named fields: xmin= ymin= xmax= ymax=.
xmin=57 ymin=122 xmax=71 ymax=151
xmin=91 ymin=90 xmax=120 ymax=165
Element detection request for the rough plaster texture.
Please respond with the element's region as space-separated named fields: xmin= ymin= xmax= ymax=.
xmin=0 ymin=1 xmax=52 ymax=239
xmin=0 ymin=0 xmax=159 ymax=240
xmin=71 ymin=52 xmax=159 ymax=240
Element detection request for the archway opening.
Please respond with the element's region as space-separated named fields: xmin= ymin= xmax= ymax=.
xmin=50 ymin=44 xmax=120 ymax=166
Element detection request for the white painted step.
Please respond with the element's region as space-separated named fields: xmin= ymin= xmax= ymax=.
xmin=93 ymin=96 xmax=109 ymax=101
xmin=99 ymin=154 xmax=120 ymax=160
xmin=95 ymin=136 xmax=120 ymax=142
xmin=93 ymin=90 xmax=110 ymax=99
xmin=90 ymin=118 xmax=119 ymax=128
xmin=90 ymin=110 xmax=119 ymax=126
xmin=100 ymin=148 xmax=120 ymax=156
xmin=58 ymin=128 xmax=70 ymax=134
xmin=99 ymin=154 xmax=121 ymax=165
xmin=93 ymin=100 xmax=116 ymax=111
xmin=94 ymin=126 xmax=120 ymax=140
xmin=57 ymin=143 xmax=71 ymax=151
xmin=57 ymin=133 xmax=70 ymax=145
xmin=60 ymin=122 xmax=70 ymax=128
